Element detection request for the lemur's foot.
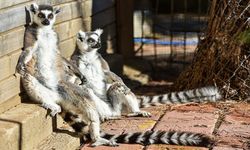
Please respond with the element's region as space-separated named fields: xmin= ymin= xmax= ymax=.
xmin=127 ymin=111 xmax=151 ymax=117
xmin=91 ymin=138 xmax=118 ymax=147
xmin=42 ymin=103 xmax=61 ymax=116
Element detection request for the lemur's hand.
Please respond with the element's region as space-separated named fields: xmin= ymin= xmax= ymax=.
xmin=79 ymin=75 xmax=87 ymax=85
xmin=42 ymin=103 xmax=61 ymax=117
xmin=16 ymin=62 xmax=26 ymax=76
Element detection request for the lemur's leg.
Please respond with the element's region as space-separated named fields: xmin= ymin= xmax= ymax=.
xmin=22 ymin=73 xmax=61 ymax=116
xmin=89 ymin=120 xmax=118 ymax=147
xmin=107 ymin=82 xmax=151 ymax=117
xmin=86 ymin=87 xmax=119 ymax=122
xmin=60 ymin=106 xmax=118 ymax=147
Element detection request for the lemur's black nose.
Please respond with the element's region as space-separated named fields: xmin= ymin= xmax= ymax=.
xmin=42 ymin=19 xmax=50 ymax=25
xmin=92 ymin=42 xmax=101 ymax=49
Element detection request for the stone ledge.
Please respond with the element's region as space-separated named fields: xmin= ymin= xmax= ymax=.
xmin=36 ymin=132 xmax=80 ymax=150
xmin=0 ymin=103 xmax=53 ymax=150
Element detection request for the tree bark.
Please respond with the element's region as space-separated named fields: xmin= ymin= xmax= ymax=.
xmin=175 ymin=0 xmax=250 ymax=100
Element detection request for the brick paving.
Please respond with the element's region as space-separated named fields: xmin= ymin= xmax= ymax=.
xmin=81 ymin=102 xmax=250 ymax=150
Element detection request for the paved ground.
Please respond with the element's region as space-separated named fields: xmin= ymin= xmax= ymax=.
xmin=81 ymin=102 xmax=250 ymax=150
xmin=80 ymin=55 xmax=250 ymax=149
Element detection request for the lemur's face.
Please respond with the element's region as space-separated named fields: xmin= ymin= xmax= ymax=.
xmin=30 ymin=3 xmax=60 ymax=27
xmin=76 ymin=29 xmax=103 ymax=52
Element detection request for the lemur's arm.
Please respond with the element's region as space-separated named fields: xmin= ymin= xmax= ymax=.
xmin=104 ymin=71 xmax=124 ymax=84
xmin=16 ymin=26 xmax=38 ymax=76
xmin=61 ymin=57 xmax=87 ymax=84
xmin=16 ymin=46 xmax=37 ymax=76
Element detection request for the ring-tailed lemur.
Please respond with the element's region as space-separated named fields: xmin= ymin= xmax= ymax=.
xmin=16 ymin=3 xmax=86 ymax=116
xmin=70 ymin=29 xmax=221 ymax=118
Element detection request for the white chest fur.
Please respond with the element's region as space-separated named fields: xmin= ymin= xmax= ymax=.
xmin=79 ymin=52 xmax=107 ymax=99
xmin=36 ymin=28 xmax=58 ymax=89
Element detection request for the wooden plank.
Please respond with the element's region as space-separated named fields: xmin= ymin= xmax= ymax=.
xmin=55 ymin=3 xmax=72 ymax=23
xmin=69 ymin=18 xmax=83 ymax=38
xmin=10 ymin=50 xmax=22 ymax=75
xmin=0 ymin=27 xmax=25 ymax=57
xmin=116 ymin=0 xmax=134 ymax=58
xmin=0 ymin=3 xmax=30 ymax=32
xmin=0 ymin=56 xmax=10 ymax=81
xmin=0 ymin=0 xmax=31 ymax=10
xmin=0 ymin=76 xmax=21 ymax=105
xmin=55 ymin=21 xmax=70 ymax=42
xmin=59 ymin=38 xmax=75 ymax=58
xmin=37 ymin=0 xmax=74 ymax=6
xmin=82 ymin=17 xmax=92 ymax=31
xmin=71 ymin=1 xmax=82 ymax=19
xmin=55 ymin=17 xmax=83 ymax=42
xmin=56 ymin=1 xmax=82 ymax=24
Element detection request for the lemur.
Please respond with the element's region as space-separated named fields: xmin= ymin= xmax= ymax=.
xmin=70 ymin=29 xmax=222 ymax=119
xmin=16 ymin=3 xmax=215 ymax=147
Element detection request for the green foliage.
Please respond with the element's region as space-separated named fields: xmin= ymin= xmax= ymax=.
xmin=238 ymin=29 xmax=250 ymax=44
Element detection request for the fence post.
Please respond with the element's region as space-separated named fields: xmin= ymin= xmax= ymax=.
xmin=116 ymin=0 xmax=134 ymax=59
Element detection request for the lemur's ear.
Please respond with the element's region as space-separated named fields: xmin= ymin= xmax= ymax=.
xmin=95 ymin=29 xmax=103 ymax=36
xmin=30 ymin=3 xmax=39 ymax=14
xmin=54 ymin=6 xmax=61 ymax=14
xmin=77 ymin=30 xmax=86 ymax=40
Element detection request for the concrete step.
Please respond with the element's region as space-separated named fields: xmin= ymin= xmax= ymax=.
xmin=36 ymin=132 xmax=80 ymax=150
xmin=0 ymin=94 xmax=21 ymax=114
xmin=0 ymin=103 xmax=53 ymax=150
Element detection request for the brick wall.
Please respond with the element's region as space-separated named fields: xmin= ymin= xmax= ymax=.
xmin=0 ymin=0 xmax=117 ymax=113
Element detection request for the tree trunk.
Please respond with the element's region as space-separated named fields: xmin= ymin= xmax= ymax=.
xmin=175 ymin=0 xmax=250 ymax=100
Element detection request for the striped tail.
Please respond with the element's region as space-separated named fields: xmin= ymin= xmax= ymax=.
xmin=101 ymin=130 xmax=212 ymax=147
xmin=137 ymin=86 xmax=221 ymax=108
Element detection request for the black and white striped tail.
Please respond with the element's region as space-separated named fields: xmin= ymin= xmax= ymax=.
xmin=137 ymin=86 xmax=221 ymax=108
xmin=101 ymin=130 xmax=212 ymax=147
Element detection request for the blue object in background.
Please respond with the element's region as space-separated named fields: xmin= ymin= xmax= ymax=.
xmin=134 ymin=38 xmax=198 ymax=46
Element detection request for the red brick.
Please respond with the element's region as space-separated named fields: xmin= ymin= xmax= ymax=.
xmin=147 ymin=145 xmax=208 ymax=150
xmin=99 ymin=105 xmax=167 ymax=135
xmin=142 ymin=105 xmax=169 ymax=120
xmin=218 ymin=115 xmax=250 ymax=138
xmin=154 ymin=111 xmax=218 ymax=135
xmin=216 ymin=114 xmax=250 ymax=148
xmin=102 ymin=119 xmax=156 ymax=134
xmin=214 ymin=137 xmax=244 ymax=149
xmin=226 ymin=102 xmax=250 ymax=117
xmin=213 ymin=146 xmax=243 ymax=150
xmin=171 ymin=103 xmax=219 ymax=113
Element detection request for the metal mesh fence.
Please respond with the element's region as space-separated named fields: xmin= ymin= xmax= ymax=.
xmin=133 ymin=0 xmax=250 ymax=100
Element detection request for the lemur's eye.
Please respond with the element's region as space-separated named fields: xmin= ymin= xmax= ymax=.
xmin=38 ymin=13 xmax=45 ymax=18
xmin=87 ymin=38 xmax=95 ymax=43
xmin=48 ymin=13 xmax=54 ymax=19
